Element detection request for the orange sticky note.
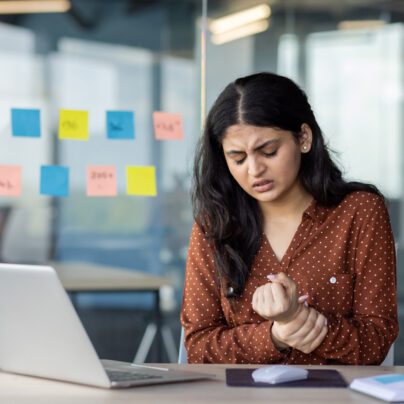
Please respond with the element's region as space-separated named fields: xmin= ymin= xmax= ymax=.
xmin=0 ymin=165 xmax=21 ymax=197
xmin=153 ymin=111 xmax=184 ymax=140
xmin=87 ymin=166 xmax=117 ymax=197
xmin=126 ymin=166 xmax=157 ymax=196
xmin=59 ymin=109 xmax=89 ymax=140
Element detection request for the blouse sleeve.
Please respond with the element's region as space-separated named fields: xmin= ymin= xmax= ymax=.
xmin=313 ymin=196 xmax=399 ymax=364
xmin=180 ymin=223 xmax=288 ymax=364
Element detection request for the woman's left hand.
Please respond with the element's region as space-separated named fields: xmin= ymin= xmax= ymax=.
xmin=252 ymin=272 xmax=303 ymax=323
xmin=271 ymin=304 xmax=328 ymax=353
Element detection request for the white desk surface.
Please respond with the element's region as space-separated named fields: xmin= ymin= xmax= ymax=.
xmin=0 ymin=364 xmax=402 ymax=403
xmin=51 ymin=261 xmax=170 ymax=292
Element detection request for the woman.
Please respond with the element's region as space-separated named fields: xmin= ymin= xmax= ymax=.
xmin=181 ymin=72 xmax=398 ymax=364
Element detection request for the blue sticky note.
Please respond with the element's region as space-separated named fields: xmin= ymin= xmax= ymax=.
xmin=374 ymin=374 xmax=404 ymax=384
xmin=40 ymin=166 xmax=69 ymax=197
xmin=11 ymin=108 xmax=41 ymax=137
xmin=106 ymin=111 xmax=135 ymax=140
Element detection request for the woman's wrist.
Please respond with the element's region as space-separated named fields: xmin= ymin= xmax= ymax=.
xmin=277 ymin=302 xmax=306 ymax=325
xmin=270 ymin=304 xmax=310 ymax=351
xmin=270 ymin=322 xmax=289 ymax=351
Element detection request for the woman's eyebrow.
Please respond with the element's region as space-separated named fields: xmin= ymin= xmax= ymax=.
xmin=225 ymin=139 xmax=279 ymax=155
xmin=225 ymin=149 xmax=245 ymax=156
xmin=253 ymin=139 xmax=280 ymax=151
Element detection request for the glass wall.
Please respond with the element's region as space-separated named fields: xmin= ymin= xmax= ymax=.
xmin=0 ymin=0 xmax=201 ymax=361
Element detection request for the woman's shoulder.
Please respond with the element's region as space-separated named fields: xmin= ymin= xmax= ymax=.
xmin=342 ymin=190 xmax=385 ymax=207
xmin=190 ymin=221 xmax=213 ymax=244
xmin=338 ymin=190 xmax=387 ymax=218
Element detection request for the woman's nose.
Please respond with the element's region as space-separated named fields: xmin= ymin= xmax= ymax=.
xmin=247 ymin=157 xmax=265 ymax=177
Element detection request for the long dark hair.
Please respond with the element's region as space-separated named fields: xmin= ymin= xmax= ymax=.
xmin=192 ymin=72 xmax=381 ymax=299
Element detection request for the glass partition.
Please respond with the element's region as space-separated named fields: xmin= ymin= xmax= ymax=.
xmin=0 ymin=1 xmax=201 ymax=362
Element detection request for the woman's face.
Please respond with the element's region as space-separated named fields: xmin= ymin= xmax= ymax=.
xmin=222 ymin=124 xmax=311 ymax=205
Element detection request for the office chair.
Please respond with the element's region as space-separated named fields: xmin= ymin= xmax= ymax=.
xmin=381 ymin=344 xmax=394 ymax=366
xmin=0 ymin=206 xmax=12 ymax=261
xmin=178 ymin=327 xmax=188 ymax=364
xmin=380 ymin=243 xmax=399 ymax=366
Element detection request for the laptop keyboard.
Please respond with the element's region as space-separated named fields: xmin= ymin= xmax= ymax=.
xmin=106 ymin=369 xmax=163 ymax=382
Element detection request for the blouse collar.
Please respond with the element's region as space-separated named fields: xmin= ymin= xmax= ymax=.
xmin=302 ymin=198 xmax=330 ymax=224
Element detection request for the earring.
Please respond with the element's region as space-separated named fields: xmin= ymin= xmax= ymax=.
xmin=303 ymin=145 xmax=308 ymax=151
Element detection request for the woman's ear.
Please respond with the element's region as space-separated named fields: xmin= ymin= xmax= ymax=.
xmin=299 ymin=123 xmax=313 ymax=153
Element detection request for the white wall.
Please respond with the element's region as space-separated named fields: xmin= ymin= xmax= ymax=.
xmin=306 ymin=24 xmax=404 ymax=199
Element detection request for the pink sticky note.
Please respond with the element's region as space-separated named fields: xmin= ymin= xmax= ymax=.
xmin=153 ymin=111 xmax=184 ymax=140
xmin=87 ymin=166 xmax=117 ymax=197
xmin=0 ymin=165 xmax=21 ymax=197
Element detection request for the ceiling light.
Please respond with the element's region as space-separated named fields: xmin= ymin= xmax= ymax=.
xmin=0 ymin=0 xmax=71 ymax=14
xmin=209 ymin=4 xmax=271 ymax=35
xmin=211 ymin=19 xmax=269 ymax=45
xmin=338 ymin=20 xmax=385 ymax=30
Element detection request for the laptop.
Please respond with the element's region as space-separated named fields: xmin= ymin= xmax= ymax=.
xmin=0 ymin=263 xmax=212 ymax=388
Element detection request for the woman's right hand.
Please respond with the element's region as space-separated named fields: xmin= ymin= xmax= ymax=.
xmin=252 ymin=272 xmax=304 ymax=322
xmin=271 ymin=305 xmax=328 ymax=354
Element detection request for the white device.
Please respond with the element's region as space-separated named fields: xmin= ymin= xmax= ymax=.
xmin=0 ymin=263 xmax=212 ymax=388
xmin=252 ymin=365 xmax=309 ymax=384
xmin=350 ymin=374 xmax=404 ymax=402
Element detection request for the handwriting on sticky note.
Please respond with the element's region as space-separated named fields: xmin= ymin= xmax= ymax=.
xmin=62 ymin=120 xmax=78 ymax=130
xmin=87 ymin=166 xmax=117 ymax=197
xmin=153 ymin=111 xmax=184 ymax=140
xmin=59 ymin=109 xmax=89 ymax=140
xmin=0 ymin=165 xmax=22 ymax=197
xmin=110 ymin=122 xmax=122 ymax=131
xmin=126 ymin=166 xmax=157 ymax=196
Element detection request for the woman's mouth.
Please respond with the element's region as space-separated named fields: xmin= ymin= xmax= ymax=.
xmin=252 ymin=180 xmax=274 ymax=193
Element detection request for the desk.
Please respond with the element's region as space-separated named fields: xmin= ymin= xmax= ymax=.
xmin=52 ymin=262 xmax=172 ymax=362
xmin=0 ymin=364 xmax=402 ymax=403
xmin=53 ymin=262 xmax=170 ymax=292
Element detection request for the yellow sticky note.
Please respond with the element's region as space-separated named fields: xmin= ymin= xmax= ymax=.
xmin=59 ymin=109 xmax=89 ymax=140
xmin=126 ymin=166 xmax=157 ymax=196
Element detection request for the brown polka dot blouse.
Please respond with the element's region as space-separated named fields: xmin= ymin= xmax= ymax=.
xmin=181 ymin=191 xmax=398 ymax=364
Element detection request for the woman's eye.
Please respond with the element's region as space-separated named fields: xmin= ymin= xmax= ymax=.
xmin=263 ymin=150 xmax=277 ymax=158
xmin=235 ymin=158 xmax=245 ymax=165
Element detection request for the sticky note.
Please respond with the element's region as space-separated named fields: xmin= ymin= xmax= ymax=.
xmin=40 ymin=166 xmax=69 ymax=197
xmin=106 ymin=111 xmax=135 ymax=139
xmin=126 ymin=166 xmax=157 ymax=196
xmin=0 ymin=165 xmax=21 ymax=196
xmin=153 ymin=111 xmax=184 ymax=140
xmin=375 ymin=375 xmax=404 ymax=384
xmin=87 ymin=165 xmax=117 ymax=197
xmin=11 ymin=108 xmax=41 ymax=137
xmin=59 ymin=109 xmax=89 ymax=140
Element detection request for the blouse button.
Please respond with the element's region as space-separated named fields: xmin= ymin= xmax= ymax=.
xmin=329 ymin=276 xmax=337 ymax=284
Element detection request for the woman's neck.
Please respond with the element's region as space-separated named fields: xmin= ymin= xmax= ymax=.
xmin=259 ymin=185 xmax=313 ymax=225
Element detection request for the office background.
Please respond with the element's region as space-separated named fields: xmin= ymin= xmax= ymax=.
xmin=0 ymin=0 xmax=402 ymax=364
